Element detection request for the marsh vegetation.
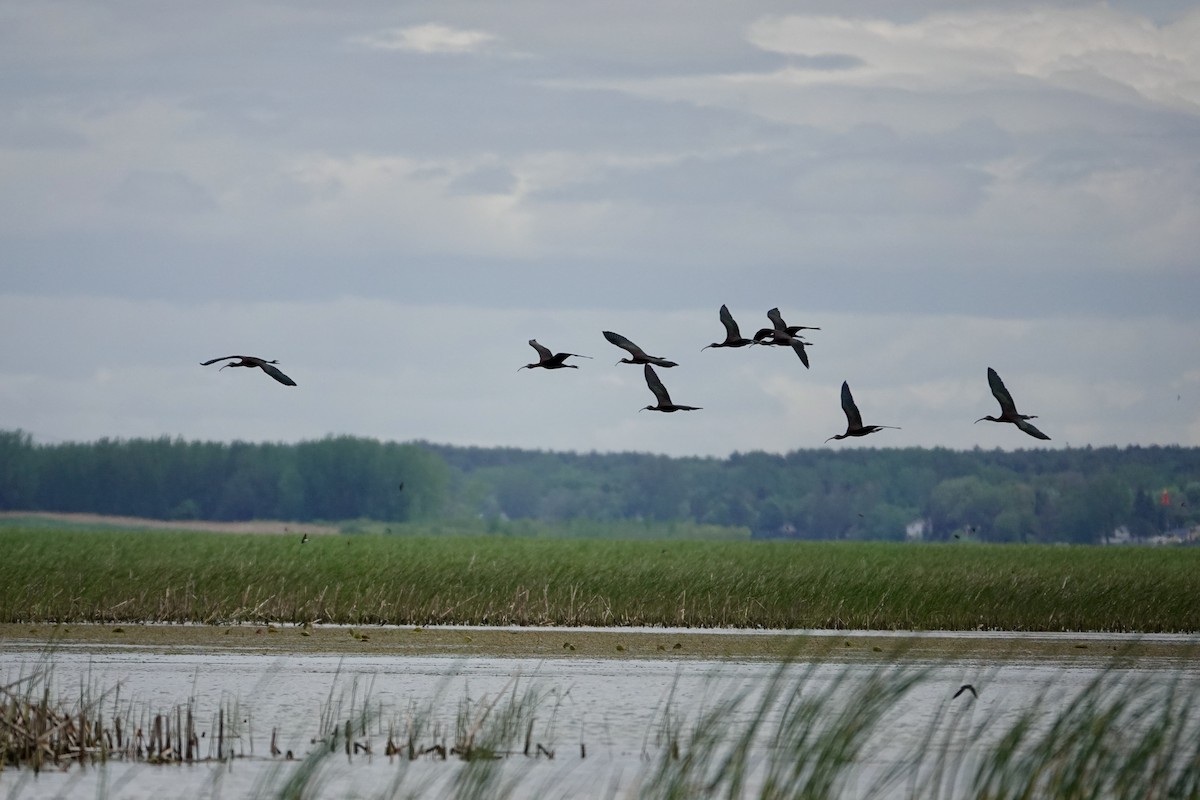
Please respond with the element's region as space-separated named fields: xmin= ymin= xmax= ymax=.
xmin=3 ymin=526 xmax=1200 ymax=630
xmin=4 ymin=648 xmax=1200 ymax=800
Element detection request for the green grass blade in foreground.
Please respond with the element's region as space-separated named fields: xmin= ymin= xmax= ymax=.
xmin=6 ymin=644 xmax=1200 ymax=800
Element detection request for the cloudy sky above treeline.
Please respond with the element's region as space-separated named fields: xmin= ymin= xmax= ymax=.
xmin=2 ymin=1 xmax=1198 ymax=457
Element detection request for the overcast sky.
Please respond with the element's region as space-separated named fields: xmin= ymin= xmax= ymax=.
xmin=2 ymin=1 xmax=1198 ymax=457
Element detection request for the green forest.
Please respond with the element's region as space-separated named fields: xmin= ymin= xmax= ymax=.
xmin=1 ymin=429 xmax=1198 ymax=544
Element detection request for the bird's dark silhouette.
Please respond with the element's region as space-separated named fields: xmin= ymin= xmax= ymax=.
xmin=398 ymin=482 xmax=404 ymax=492
xmin=976 ymin=367 xmax=1050 ymax=440
xmin=753 ymin=308 xmax=816 ymax=368
xmin=753 ymin=307 xmax=820 ymax=343
xmin=826 ymin=381 xmax=899 ymax=442
xmin=702 ymin=305 xmax=755 ymax=350
xmin=519 ymin=339 xmax=592 ymax=370
xmin=603 ymin=331 xmax=678 ymax=367
xmin=953 ymin=684 xmax=978 ymax=699
xmin=300 ymin=533 xmax=309 ymax=545
xmin=777 ymin=333 xmax=813 ymax=368
xmin=640 ymin=364 xmax=700 ymax=413
xmin=201 ymin=356 xmax=296 ymax=386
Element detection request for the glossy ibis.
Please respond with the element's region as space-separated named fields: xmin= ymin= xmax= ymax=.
xmin=776 ymin=333 xmax=813 ymax=368
xmin=753 ymin=308 xmax=816 ymax=368
xmin=200 ymin=356 xmax=296 ymax=386
xmin=702 ymin=305 xmax=755 ymax=349
xmin=976 ymin=367 xmax=1050 ymax=440
xmin=518 ymin=339 xmax=591 ymax=370
xmin=826 ymin=381 xmax=899 ymax=442
xmin=753 ymin=307 xmax=819 ymax=343
xmin=640 ymin=364 xmax=700 ymax=412
xmin=603 ymin=330 xmax=678 ymax=367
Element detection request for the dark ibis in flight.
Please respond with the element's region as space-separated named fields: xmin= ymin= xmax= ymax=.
xmin=200 ymin=355 xmax=296 ymax=386
xmin=826 ymin=381 xmax=899 ymax=442
xmin=976 ymin=367 xmax=1050 ymax=440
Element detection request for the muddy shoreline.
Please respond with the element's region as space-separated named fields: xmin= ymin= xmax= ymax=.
xmin=2 ymin=623 xmax=1195 ymax=665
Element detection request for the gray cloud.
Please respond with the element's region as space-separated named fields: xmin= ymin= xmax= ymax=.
xmin=108 ymin=170 xmax=216 ymax=213
xmin=447 ymin=165 xmax=518 ymax=196
xmin=1 ymin=1 xmax=1198 ymax=454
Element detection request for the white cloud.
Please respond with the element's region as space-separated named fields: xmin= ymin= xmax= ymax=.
xmin=745 ymin=8 xmax=1200 ymax=111
xmin=352 ymin=23 xmax=499 ymax=55
xmin=2 ymin=0 xmax=1199 ymax=439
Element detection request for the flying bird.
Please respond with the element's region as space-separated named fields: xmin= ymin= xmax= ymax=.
xmin=953 ymin=684 xmax=978 ymax=699
xmin=640 ymin=364 xmax=700 ymax=413
xmin=826 ymin=381 xmax=899 ymax=442
xmin=702 ymin=305 xmax=755 ymax=350
xmin=519 ymin=339 xmax=592 ymax=370
xmin=753 ymin=308 xmax=816 ymax=368
xmin=603 ymin=331 xmax=678 ymax=367
xmin=300 ymin=533 xmax=309 ymax=545
xmin=753 ymin=307 xmax=820 ymax=344
xmin=976 ymin=367 xmax=1050 ymax=440
xmin=200 ymin=356 xmax=296 ymax=386
xmin=776 ymin=333 xmax=813 ymax=368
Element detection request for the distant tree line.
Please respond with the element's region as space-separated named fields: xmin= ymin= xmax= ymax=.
xmin=2 ymin=429 xmax=1198 ymax=543
xmin=425 ymin=442 xmax=1200 ymax=544
xmin=0 ymin=430 xmax=448 ymax=523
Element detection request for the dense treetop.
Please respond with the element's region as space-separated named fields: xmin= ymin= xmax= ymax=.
xmin=2 ymin=430 xmax=1197 ymax=544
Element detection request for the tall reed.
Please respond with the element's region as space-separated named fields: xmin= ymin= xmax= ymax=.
xmin=4 ymin=527 xmax=1200 ymax=630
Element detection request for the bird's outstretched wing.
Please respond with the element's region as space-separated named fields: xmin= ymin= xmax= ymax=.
xmin=790 ymin=339 xmax=810 ymax=369
xmin=603 ymin=330 xmax=645 ymax=357
xmin=528 ymin=340 xmax=553 ymax=361
xmin=643 ymin=364 xmax=673 ymax=406
xmin=200 ymin=356 xmax=244 ymax=366
xmin=718 ymin=304 xmax=741 ymax=339
xmin=840 ymin=381 xmax=864 ymax=430
xmin=987 ymin=367 xmax=1019 ymax=417
xmin=259 ymin=363 xmax=297 ymax=386
xmin=953 ymin=684 xmax=978 ymax=699
xmin=1014 ymin=417 xmax=1050 ymax=440
xmin=767 ymin=307 xmax=787 ymax=331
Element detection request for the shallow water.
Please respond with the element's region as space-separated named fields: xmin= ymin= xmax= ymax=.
xmin=2 ymin=629 xmax=1198 ymax=799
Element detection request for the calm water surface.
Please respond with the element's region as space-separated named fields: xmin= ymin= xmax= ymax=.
xmin=2 ymin=628 xmax=1197 ymax=799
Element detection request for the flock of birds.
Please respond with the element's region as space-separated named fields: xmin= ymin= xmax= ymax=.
xmin=201 ymin=305 xmax=1051 ymax=442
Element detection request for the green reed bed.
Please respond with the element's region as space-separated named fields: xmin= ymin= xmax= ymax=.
xmin=2 ymin=527 xmax=1200 ymax=630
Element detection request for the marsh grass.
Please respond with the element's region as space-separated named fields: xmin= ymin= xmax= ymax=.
xmin=4 ymin=526 xmax=1200 ymax=630
xmin=252 ymin=668 xmax=569 ymax=800
xmin=6 ymin=649 xmax=1200 ymax=800
xmin=0 ymin=661 xmax=247 ymax=773
xmin=626 ymin=655 xmax=1200 ymax=800
xmin=250 ymin=652 xmax=1200 ymax=800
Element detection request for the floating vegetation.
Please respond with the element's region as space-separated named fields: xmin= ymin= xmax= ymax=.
xmin=0 ymin=669 xmax=247 ymax=772
xmin=1 ymin=662 xmax=562 ymax=781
